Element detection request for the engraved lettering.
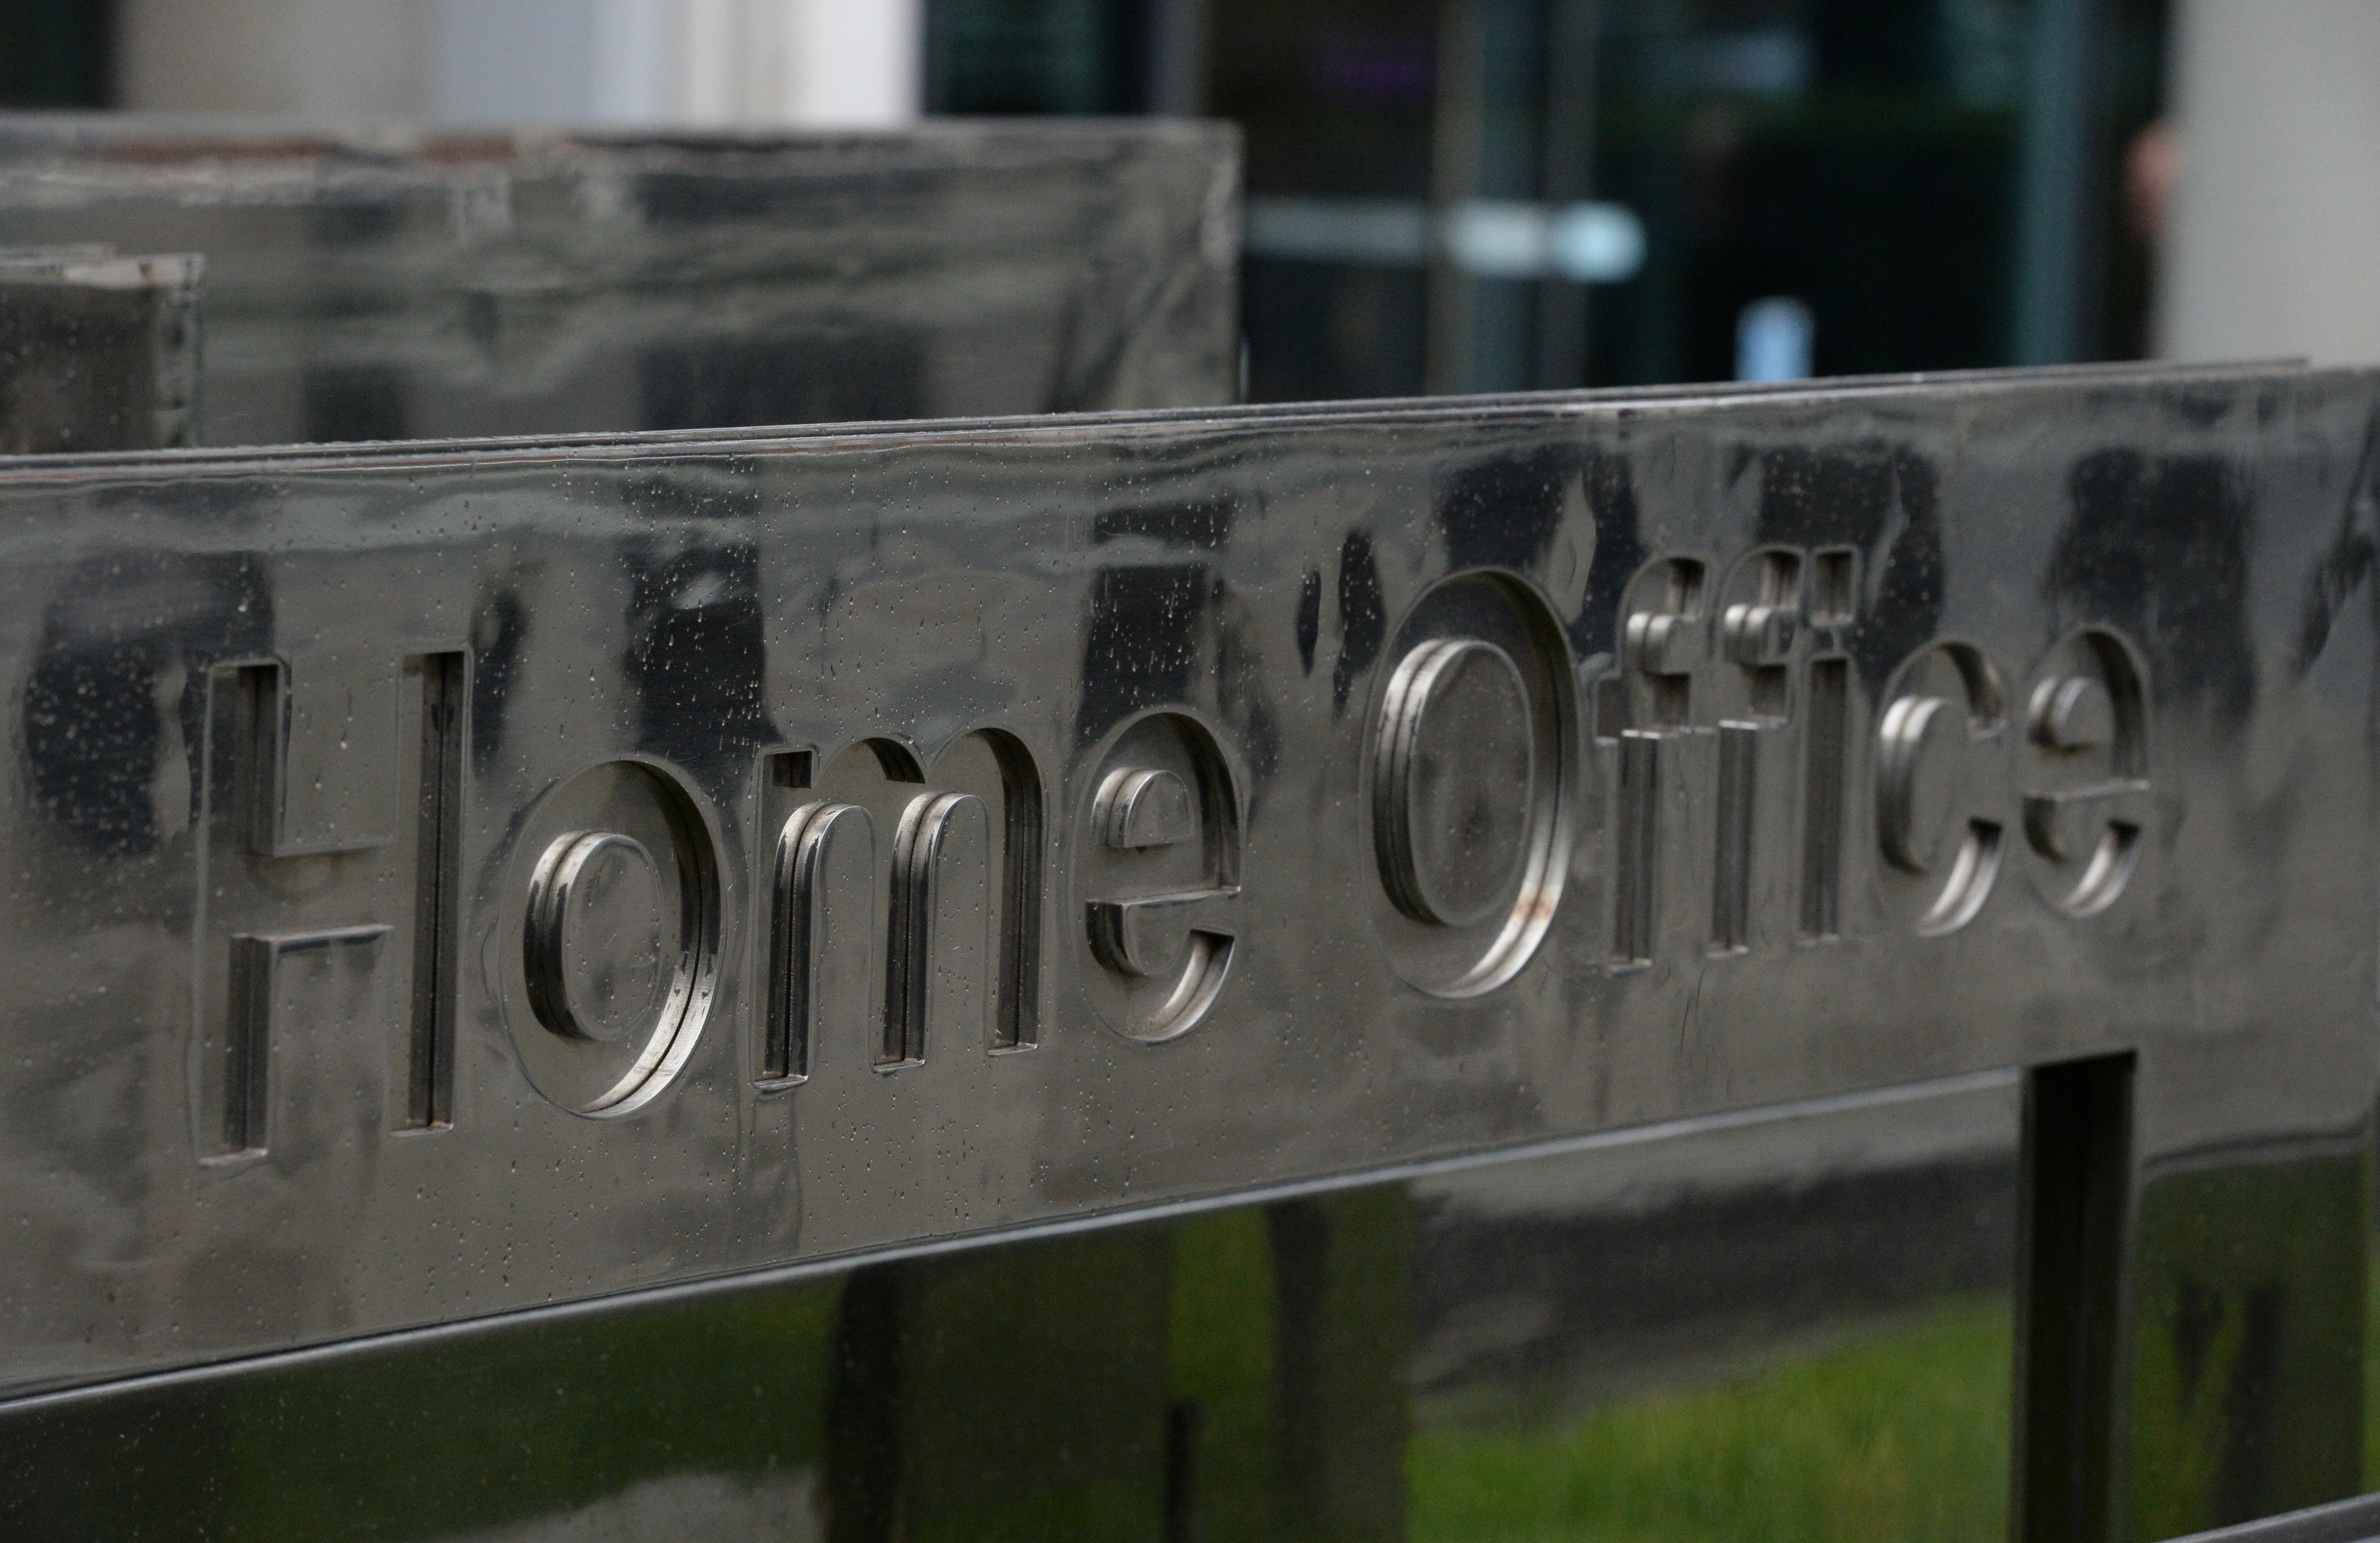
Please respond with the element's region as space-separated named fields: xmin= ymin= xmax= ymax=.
xmin=1100 ymin=767 xmax=1198 ymax=850
xmin=198 ymin=650 xmax=466 ymax=1151
xmin=1373 ymin=638 xmax=1533 ymax=928
xmin=766 ymin=800 xmax=877 ymax=1083
xmin=884 ymin=790 xmax=990 ymax=1067
xmin=2018 ymin=627 xmax=2152 ymax=917
xmin=524 ymin=831 xmax=669 ymax=1045
xmin=405 ymin=651 xmax=465 ymax=1128
xmin=500 ymin=759 xmax=721 ymax=1117
xmin=759 ymin=729 xmax=1043 ymax=1081
xmin=1798 ymin=549 xmax=1857 ymax=940
xmin=952 ymin=730 xmax=1046 ymax=1052
xmin=1710 ymin=548 xmax=1803 ymax=954
xmin=1711 ymin=721 xmax=1758 ymax=952
xmin=240 ymin=653 xmax=403 ymax=855
xmin=1363 ymin=572 xmax=1576 ymax=997
xmin=212 ymin=925 xmax=390 ymax=1160
xmin=1874 ymin=641 xmax=2007 ymax=936
xmin=1080 ymin=710 xmax=1240 ymax=1041
xmin=1612 ymin=731 xmax=1661 ymax=965
xmin=1610 ymin=558 xmax=1711 ymax=969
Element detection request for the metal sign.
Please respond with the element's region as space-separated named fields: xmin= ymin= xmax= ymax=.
xmin=0 ymin=246 xmax=200 ymax=453
xmin=0 ymin=364 xmax=2373 ymax=1529
xmin=0 ymin=119 xmax=1238 ymax=441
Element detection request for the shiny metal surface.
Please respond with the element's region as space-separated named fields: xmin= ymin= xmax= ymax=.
xmin=0 ymin=117 xmax=1238 ymax=442
xmin=0 ymin=245 xmax=200 ymax=452
xmin=0 ymin=363 xmax=2372 ymax=1535
xmin=0 ymin=1075 xmax=2027 ymax=1541
xmin=2161 ymin=1493 xmax=2380 ymax=1543
xmin=1406 ymin=1074 xmax=2025 ymax=1541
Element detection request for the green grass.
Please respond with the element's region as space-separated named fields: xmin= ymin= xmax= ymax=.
xmin=1407 ymin=1298 xmax=2014 ymax=1543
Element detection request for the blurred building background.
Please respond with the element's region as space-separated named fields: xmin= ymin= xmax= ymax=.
xmin=1 ymin=0 xmax=2374 ymax=401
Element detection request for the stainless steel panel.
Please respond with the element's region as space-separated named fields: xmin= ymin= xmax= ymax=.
xmin=2161 ymin=1493 xmax=2380 ymax=1543
xmin=0 ymin=363 xmax=2371 ymax=1532
xmin=0 ymin=118 xmax=1238 ymax=441
xmin=0 ymin=245 xmax=200 ymax=451
xmin=1407 ymin=1076 xmax=2022 ymax=1540
xmin=0 ymin=1077 xmax=2019 ymax=1542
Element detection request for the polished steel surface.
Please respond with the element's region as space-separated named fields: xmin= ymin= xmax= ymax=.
xmin=1405 ymin=1074 xmax=2024 ymax=1541
xmin=0 ymin=117 xmax=1238 ymax=442
xmin=0 ymin=245 xmax=200 ymax=452
xmin=2159 ymin=1494 xmax=2380 ymax=1543
xmin=0 ymin=363 xmax=2373 ymax=1535
xmin=0 ymin=1075 xmax=2027 ymax=1541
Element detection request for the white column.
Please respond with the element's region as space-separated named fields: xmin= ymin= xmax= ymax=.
xmin=783 ymin=0 xmax=922 ymax=127
xmin=438 ymin=0 xmax=922 ymax=127
xmin=592 ymin=0 xmax=674 ymax=124
xmin=114 ymin=0 xmax=432 ymax=116
xmin=2156 ymin=0 xmax=2380 ymax=366
xmin=423 ymin=0 xmax=601 ymax=126
xmin=115 ymin=0 xmax=922 ymax=129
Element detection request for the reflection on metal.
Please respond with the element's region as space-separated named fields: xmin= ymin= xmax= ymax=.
xmin=0 ymin=120 xmax=1237 ymax=443
xmin=2160 ymin=1491 xmax=2380 ymax=1543
xmin=0 ymin=1069 xmax=2032 ymax=1540
xmin=2017 ymin=1053 xmax=2134 ymax=1543
xmin=0 ymin=363 xmax=2370 ymax=1537
xmin=1411 ymin=1073 xmax=2024 ymax=1538
xmin=0 ymin=246 xmax=201 ymax=452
